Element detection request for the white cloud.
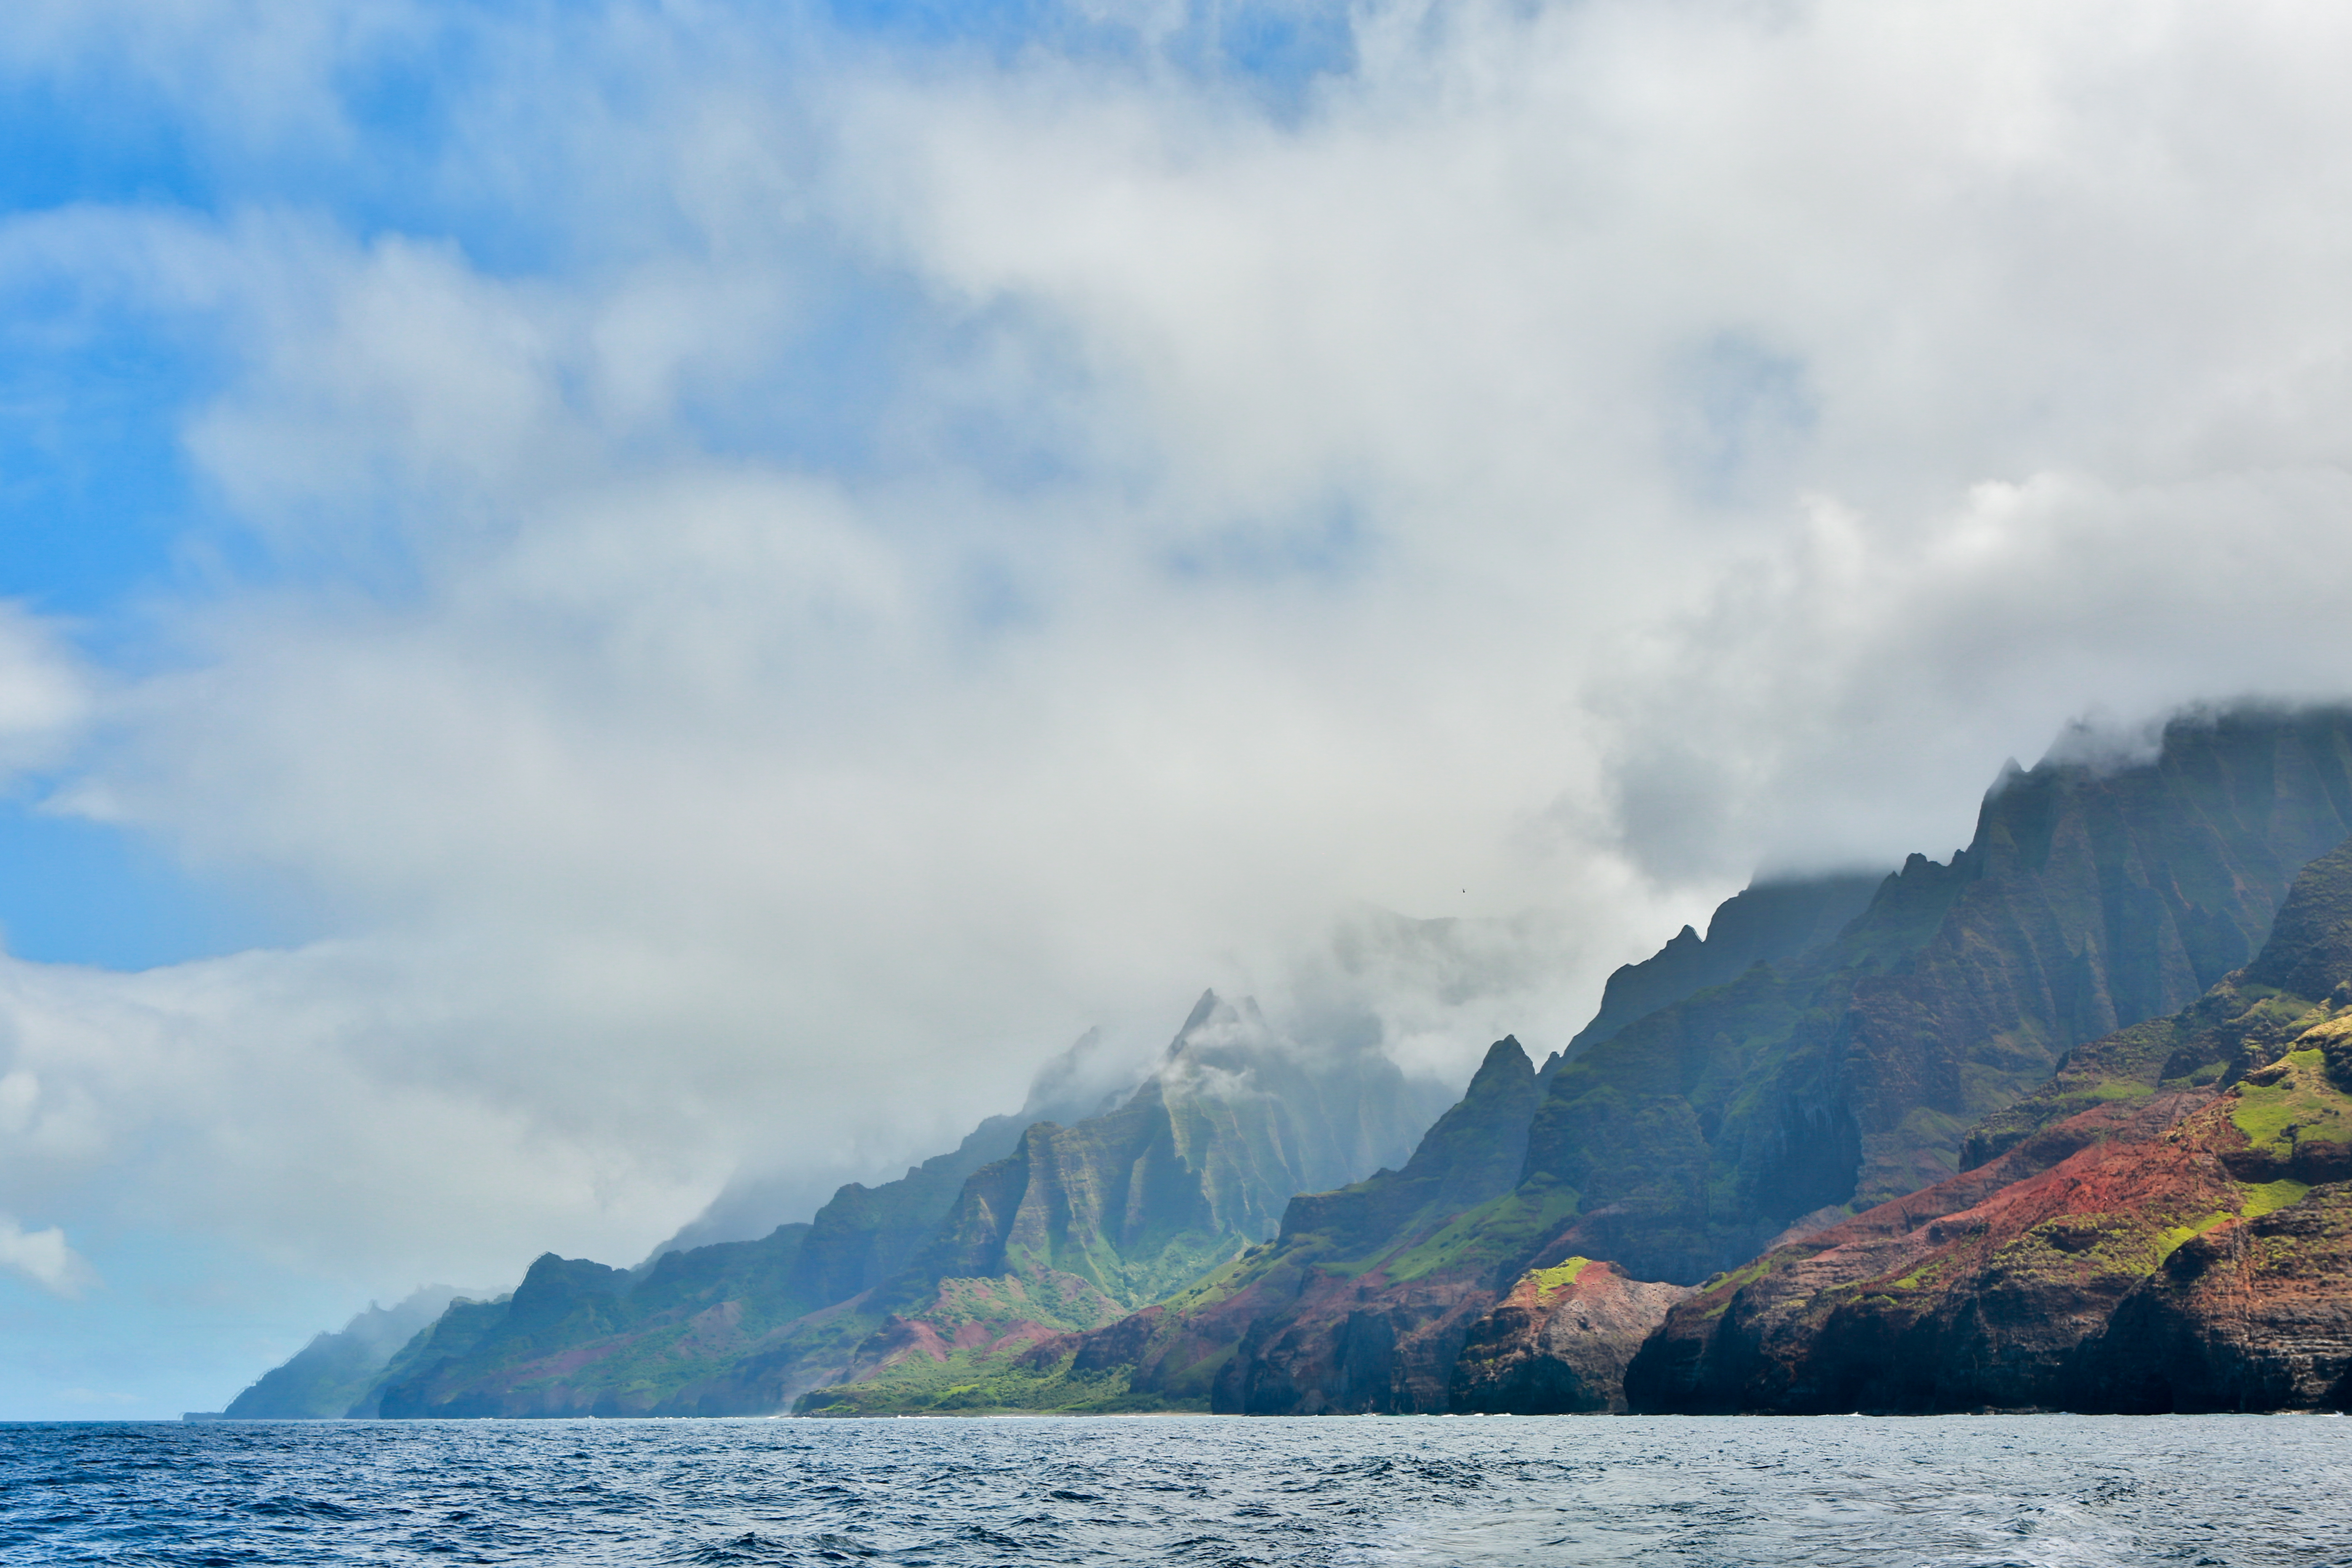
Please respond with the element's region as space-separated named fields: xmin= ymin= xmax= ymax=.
xmin=0 ymin=605 xmax=89 ymax=778
xmin=1592 ymin=464 xmax=2352 ymax=879
xmin=1 ymin=0 xmax=2351 ymax=1349
xmin=0 ymin=1215 xmax=97 ymax=1298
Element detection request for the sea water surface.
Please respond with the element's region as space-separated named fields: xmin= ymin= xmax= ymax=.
xmin=5 ymin=1414 xmax=2350 ymax=1565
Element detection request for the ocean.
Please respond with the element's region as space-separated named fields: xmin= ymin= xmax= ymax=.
xmin=5 ymin=1414 xmax=2349 ymax=1565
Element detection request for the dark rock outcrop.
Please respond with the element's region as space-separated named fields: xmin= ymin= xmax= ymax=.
xmin=1201 ymin=1038 xmax=1547 ymax=1414
xmin=1621 ymin=1091 xmax=2232 ymax=1413
xmin=1449 ymin=1259 xmax=1690 ymax=1413
xmin=2070 ymin=1185 xmax=2352 ymax=1412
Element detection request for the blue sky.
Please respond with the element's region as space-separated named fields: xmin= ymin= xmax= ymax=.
xmin=6 ymin=0 xmax=2352 ymax=1417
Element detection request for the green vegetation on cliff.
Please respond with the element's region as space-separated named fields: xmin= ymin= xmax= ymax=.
xmin=1964 ymin=836 xmax=2352 ymax=1165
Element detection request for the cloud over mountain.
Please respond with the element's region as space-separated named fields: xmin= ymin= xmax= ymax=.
xmin=4 ymin=0 xmax=2352 ymax=1413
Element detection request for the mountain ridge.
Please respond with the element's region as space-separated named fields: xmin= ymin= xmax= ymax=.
xmin=284 ymin=991 xmax=1449 ymax=1418
xmin=212 ymin=703 xmax=2352 ymax=1421
xmin=1030 ymin=705 xmax=2352 ymax=1415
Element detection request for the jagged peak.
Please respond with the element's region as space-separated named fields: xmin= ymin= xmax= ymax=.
xmin=1568 ymin=871 xmax=1886 ymax=1059
xmin=1179 ymin=988 xmax=1220 ymax=1036
xmin=1470 ymin=1035 xmax=1534 ymax=1083
xmin=1165 ymin=990 xmax=1273 ymax=1054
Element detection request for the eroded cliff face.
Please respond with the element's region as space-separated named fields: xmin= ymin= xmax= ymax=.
xmin=1625 ymin=833 xmax=2352 ymax=1415
xmin=1531 ymin=707 xmax=2352 ymax=1287
xmin=1621 ymin=1091 xmax=2235 ymax=1414
xmin=1449 ymin=1259 xmax=1690 ymax=1414
xmin=1623 ymin=1066 xmax=2352 ymax=1415
xmin=1123 ymin=709 xmax=2352 ymax=1416
xmin=2073 ymin=1183 xmax=2352 ymax=1412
